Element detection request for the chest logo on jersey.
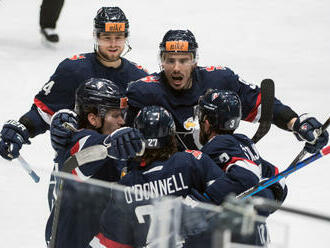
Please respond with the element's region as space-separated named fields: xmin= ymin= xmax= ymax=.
xmin=183 ymin=116 xmax=198 ymax=131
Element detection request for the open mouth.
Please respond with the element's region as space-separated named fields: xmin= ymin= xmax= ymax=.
xmin=172 ymin=76 xmax=183 ymax=81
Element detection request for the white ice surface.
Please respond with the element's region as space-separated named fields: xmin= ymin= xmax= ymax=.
xmin=0 ymin=0 xmax=329 ymax=247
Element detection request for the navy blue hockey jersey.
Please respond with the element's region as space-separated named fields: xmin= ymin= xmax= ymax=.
xmin=89 ymin=150 xmax=259 ymax=248
xmin=201 ymin=133 xmax=287 ymax=246
xmin=45 ymin=129 xmax=127 ymax=248
xmin=21 ymin=53 xmax=148 ymax=137
xmin=202 ymin=133 xmax=279 ymax=189
xmin=126 ymin=66 xmax=297 ymax=149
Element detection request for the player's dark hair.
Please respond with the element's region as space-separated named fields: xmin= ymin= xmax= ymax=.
xmin=206 ymin=118 xmax=234 ymax=135
xmin=137 ymin=135 xmax=178 ymax=166
xmin=77 ymin=106 xmax=98 ymax=130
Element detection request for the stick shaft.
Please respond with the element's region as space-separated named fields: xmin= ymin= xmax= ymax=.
xmin=237 ymin=145 xmax=330 ymax=199
xmin=17 ymin=156 xmax=40 ymax=183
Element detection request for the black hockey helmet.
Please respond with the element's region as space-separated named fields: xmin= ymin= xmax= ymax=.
xmin=94 ymin=7 xmax=129 ymax=37
xmin=159 ymin=29 xmax=198 ymax=59
xmin=75 ymin=78 xmax=127 ymax=118
xmin=195 ymin=89 xmax=242 ymax=131
xmin=134 ymin=106 xmax=176 ymax=149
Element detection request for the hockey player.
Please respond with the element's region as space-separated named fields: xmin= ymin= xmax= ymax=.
xmin=45 ymin=78 xmax=144 ymax=248
xmin=0 ymin=6 xmax=148 ymax=161
xmin=89 ymin=105 xmax=282 ymax=248
xmin=125 ymin=29 xmax=328 ymax=153
xmin=195 ymin=89 xmax=287 ymax=246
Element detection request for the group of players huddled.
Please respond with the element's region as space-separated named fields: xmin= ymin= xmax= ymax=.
xmin=0 ymin=6 xmax=328 ymax=248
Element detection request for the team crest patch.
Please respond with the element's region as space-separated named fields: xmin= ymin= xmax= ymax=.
xmin=183 ymin=117 xmax=197 ymax=131
xmin=301 ymin=123 xmax=308 ymax=131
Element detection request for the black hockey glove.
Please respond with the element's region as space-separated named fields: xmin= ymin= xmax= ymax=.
xmin=0 ymin=120 xmax=31 ymax=160
xmin=50 ymin=109 xmax=78 ymax=152
xmin=293 ymin=114 xmax=329 ymax=154
xmin=260 ymin=177 xmax=287 ymax=203
xmin=105 ymin=127 xmax=145 ymax=161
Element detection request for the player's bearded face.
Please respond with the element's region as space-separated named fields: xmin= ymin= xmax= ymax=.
xmin=162 ymin=53 xmax=196 ymax=90
xmin=199 ymin=120 xmax=210 ymax=146
xmin=97 ymin=32 xmax=126 ymax=62
xmin=101 ymin=109 xmax=126 ymax=135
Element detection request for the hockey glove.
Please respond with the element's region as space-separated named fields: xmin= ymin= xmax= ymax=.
xmin=105 ymin=127 xmax=145 ymax=161
xmin=50 ymin=109 xmax=78 ymax=152
xmin=0 ymin=120 xmax=31 ymax=160
xmin=260 ymin=177 xmax=287 ymax=203
xmin=190 ymin=188 xmax=212 ymax=203
xmin=293 ymin=114 xmax=329 ymax=154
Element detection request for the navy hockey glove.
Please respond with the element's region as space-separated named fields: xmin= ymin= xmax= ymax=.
xmin=190 ymin=188 xmax=212 ymax=203
xmin=259 ymin=178 xmax=287 ymax=203
xmin=293 ymin=114 xmax=329 ymax=154
xmin=0 ymin=120 xmax=31 ymax=160
xmin=105 ymin=127 xmax=145 ymax=161
xmin=50 ymin=109 xmax=78 ymax=152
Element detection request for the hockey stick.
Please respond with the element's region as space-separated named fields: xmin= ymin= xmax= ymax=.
xmin=251 ymin=196 xmax=330 ymax=223
xmin=17 ymin=156 xmax=40 ymax=183
xmin=237 ymin=145 xmax=330 ymax=199
xmin=238 ymin=117 xmax=329 ymax=199
xmin=251 ymin=79 xmax=275 ymax=143
xmin=8 ymin=149 xmax=40 ymax=183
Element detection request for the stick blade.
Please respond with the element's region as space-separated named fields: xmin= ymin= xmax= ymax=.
xmin=62 ymin=145 xmax=108 ymax=173
xmin=252 ymin=79 xmax=275 ymax=143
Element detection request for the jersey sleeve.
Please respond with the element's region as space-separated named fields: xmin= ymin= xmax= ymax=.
xmin=63 ymin=131 xmax=120 ymax=181
xmin=189 ymin=153 xmax=259 ymax=204
xmin=126 ymin=74 xmax=160 ymax=108
xmin=202 ymin=136 xmax=262 ymax=189
xmin=19 ymin=58 xmax=83 ymax=137
xmin=223 ymin=68 xmax=298 ymax=129
xmin=186 ymin=150 xmax=224 ymax=191
xmin=260 ymin=157 xmax=279 ymax=178
xmin=125 ymin=75 xmax=161 ymax=127
xmin=185 ymin=150 xmax=244 ymax=205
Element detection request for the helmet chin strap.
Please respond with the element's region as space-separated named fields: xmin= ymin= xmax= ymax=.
xmin=121 ymin=40 xmax=132 ymax=57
